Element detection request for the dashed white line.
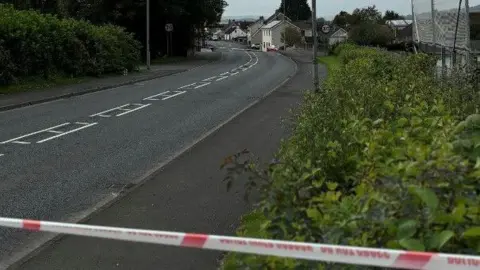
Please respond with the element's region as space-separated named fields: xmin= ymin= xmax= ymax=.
xmin=194 ymin=82 xmax=211 ymax=89
xmin=0 ymin=123 xmax=70 ymax=144
xmin=90 ymin=104 xmax=130 ymax=117
xmin=116 ymin=103 xmax=151 ymax=117
xmin=230 ymin=72 xmax=239 ymax=76
xmin=0 ymin=154 xmax=3 ymax=157
xmin=37 ymin=122 xmax=98 ymax=144
xmin=220 ymin=72 xmax=229 ymax=76
xmin=216 ymin=76 xmax=228 ymax=81
xmin=12 ymin=141 xmax=30 ymax=145
xmin=161 ymin=91 xmax=186 ymax=100
xmin=178 ymin=82 xmax=197 ymax=89
xmin=143 ymin=91 xmax=170 ymax=101
xmin=203 ymin=76 xmax=217 ymax=81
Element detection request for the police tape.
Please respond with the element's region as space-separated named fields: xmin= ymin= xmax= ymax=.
xmin=0 ymin=217 xmax=479 ymax=269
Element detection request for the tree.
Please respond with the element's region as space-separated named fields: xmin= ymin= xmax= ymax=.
xmin=349 ymin=22 xmax=394 ymax=47
xmin=1 ymin=0 xmax=228 ymax=57
xmin=332 ymin=11 xmax=351 ymax=28
xmin=276 ymin=0 xmax=311 ymax=21
xmin=281 ymin=26 xmax=303 ymax=47
xmin=350 ymin=5 xmax=382 ymax=25
xmin=383 ymin=10 xmax=404 ymax=21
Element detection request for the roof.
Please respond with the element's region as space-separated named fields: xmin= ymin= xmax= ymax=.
xmin=262 ymin=20 xmax=282 ymax=29
xmin=224 ymin=27 xmax=236 ymax=34
xmin=292 ymin=20 xmax=311 ymax=30
xmin=386 ymin=20 xmax=413 ymax=27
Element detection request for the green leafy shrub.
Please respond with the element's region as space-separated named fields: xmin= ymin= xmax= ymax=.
xmin=0 ymin=4 xmax=141 ymax=85
xmin=222 ymin=44 xmax=480 ymax=269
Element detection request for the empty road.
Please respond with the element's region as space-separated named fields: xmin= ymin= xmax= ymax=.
xmin=0 ymin=41 xmax=296 ymax=267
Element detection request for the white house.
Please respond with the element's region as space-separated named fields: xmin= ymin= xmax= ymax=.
xmin=328 ymin=28 xmax=348 ymax=45
xmin=260 ymin=20 xmax=300 ymax=51
xmin=224 ymin=25 xmax=247 ymax=41
xmin=247 ymin=17 xmax=265 ymax=46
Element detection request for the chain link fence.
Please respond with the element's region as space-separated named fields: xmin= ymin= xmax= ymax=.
xmin=412 ymin=0 xmax=479 ymax=79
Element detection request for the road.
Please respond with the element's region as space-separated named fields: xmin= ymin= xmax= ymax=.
xmin=0 ymin=41 xmax=296 ymax=267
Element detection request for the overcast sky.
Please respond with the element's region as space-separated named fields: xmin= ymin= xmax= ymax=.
xmin=223 ymin=0 xmax=480 ymax=19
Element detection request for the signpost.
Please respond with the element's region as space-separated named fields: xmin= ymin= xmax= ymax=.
xmin=312 ymin=0 xmax=319 ymax=92
xmin=321 ymin=24 xmax=331 ymax=34
xmin=165 ymin=23 xmax=173 ymax=57
xmin=321 ymin=24 xmax=331 ymax=56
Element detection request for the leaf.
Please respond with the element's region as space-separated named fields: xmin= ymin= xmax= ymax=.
xmin=452 ymin=203 xmax=466 ymax=222
xmin=326 ymin=182 xmax=338 ymax=191
xmin=412 ymin=187 xmax=439 ymax=211
xmin=463 ymin=227 xmax=480 ymax=238
xmin=306 ymin=208 xmax=321 ymax=222
xmin=429 ymin=230 xmax=455 ymax=250
xmin=399 ymin=239 xmax=425 ymax=251
xmin=397 ymin=220 xmax=417 ymax=239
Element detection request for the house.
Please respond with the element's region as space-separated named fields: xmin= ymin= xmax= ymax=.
xmin=260 ymin=20 xmax=301 ymax=51
xmin=292 ymin=20 xmax=313 ymax=42
xmin=223 ymin=21 xmax=248 ymax=42
xmin=247 ymin=16 xmax=265 ymax=46
xmin=224 ymin=25 xmax=247 ymax=41
xmin=247 ymin=12 xmax=290 ymax=47
xmin=328 ymin=28 xmax=348 ymax=45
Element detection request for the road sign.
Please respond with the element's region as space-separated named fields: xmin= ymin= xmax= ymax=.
xmin=321 ymin=24 xmax=330 ymax=34
xmin=165 ymin=23 xmax=173 ymax=32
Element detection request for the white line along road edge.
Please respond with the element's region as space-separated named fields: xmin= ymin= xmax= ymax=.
xmin=0 ymin=217 xmax=478 ymax=270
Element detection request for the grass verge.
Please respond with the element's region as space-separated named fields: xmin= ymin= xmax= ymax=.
xmin=317 ymin=55 xmax=341 ymax=73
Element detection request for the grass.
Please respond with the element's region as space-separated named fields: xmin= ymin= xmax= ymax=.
xmin=221 ymin=211 xmax=268 ymax=270
xmin=317 ymin=55 xmax=341 ymax=73
xmin=0 ymin=76 xmax=92 ymax=95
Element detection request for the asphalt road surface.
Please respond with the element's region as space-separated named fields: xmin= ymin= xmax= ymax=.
xmin=0 ymin=41 xmax=296 ymax=267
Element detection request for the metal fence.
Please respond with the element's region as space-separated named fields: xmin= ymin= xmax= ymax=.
xmin=411 ymin=0 xmax=479 ymax=78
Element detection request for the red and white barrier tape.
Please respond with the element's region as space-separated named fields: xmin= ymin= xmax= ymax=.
xmin=0 ymin=217 xmax=479 ymax=269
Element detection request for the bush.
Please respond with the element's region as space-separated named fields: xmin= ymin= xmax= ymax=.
xmin=0 ymin=4 xmax=141 ymax=85
xmin=349 ymin=22 xmax=395 ymax=47
xmin=222 ymin=44 xmax=480 ymax=269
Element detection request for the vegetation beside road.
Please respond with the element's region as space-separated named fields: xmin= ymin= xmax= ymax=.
xmin=222 ymin=44 xmax=480 ymax=269
xmin=0 ymin=4 xmax=141 ymax=89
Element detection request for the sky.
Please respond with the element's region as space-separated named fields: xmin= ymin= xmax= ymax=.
xmin=222 ymin=0 xmax=480 ymax=19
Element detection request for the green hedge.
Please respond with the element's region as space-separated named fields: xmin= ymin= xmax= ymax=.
xmin=0 ymin=4 xmax=141 ymax=86
xmin=222 ymin=44 xmax=480 ymax=269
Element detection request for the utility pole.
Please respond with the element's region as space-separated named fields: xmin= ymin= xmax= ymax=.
xmin=283 ymin=0 xmax=286 ymax=49
xmin=146 ymin=0 xmax=151 ymax=70
xmin=312 ymin=0 xmax=319 ymax=91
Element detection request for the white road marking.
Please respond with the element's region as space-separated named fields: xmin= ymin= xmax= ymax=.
xmin=0 ymin=154 xmax=3 ymax=157
xmin=143 ymin=91 xmax=170 ymax=101
xmin=202 ymin=76 xmax=217 ymax=81
xmin=230 ymin=72 xmax=239 ymax=76
xmin=216 ymin=76 xmax=228 ymax=81
xmin=178 ymin=82 xmax=196 ymax=89
xmin=116 ymin=103 xmax=151 ymax=117
xmin=90 ymin=104 xmax=130 ymax=117
xmin=37 ymin=122 xmax=98 ymax=144
xmin=194 ymin=82 xmax=211 ymax=89
xmin=220 ymin=72 xmax=229 ymax=76
xmin=12 ymin=141 xmax=30 ymax=145
xmin=1 ymin=123 xmax=70 ymax=144
xmin=161 ymin=91 xmax=186 ymax=100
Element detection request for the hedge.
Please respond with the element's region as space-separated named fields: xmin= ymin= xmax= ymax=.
xmin=0 ymin=4 xmax=141 ymax=86
xmin=222 ymin=44 xmax=480 ymax=269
